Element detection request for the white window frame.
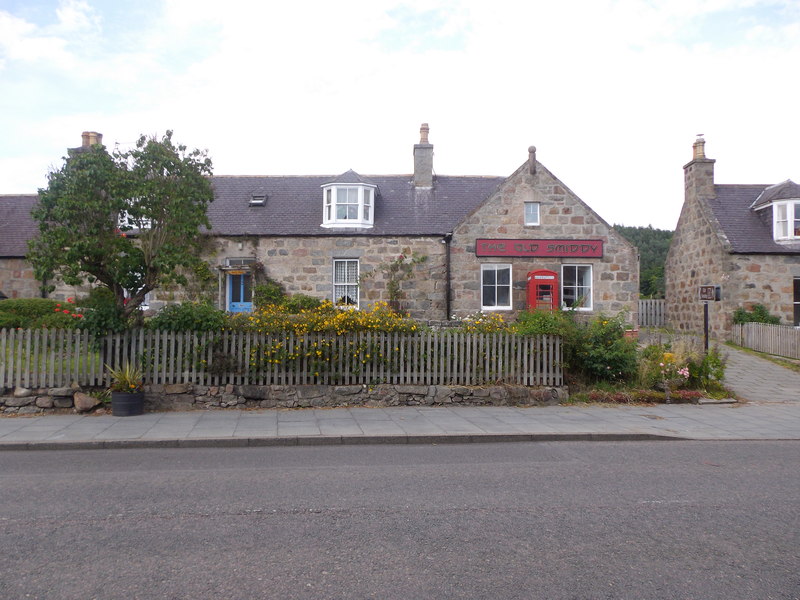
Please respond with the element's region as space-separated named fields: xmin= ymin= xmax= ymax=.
xmin=773 ymin=200 xmax=800 ymax=241
xmin=321 ymin=185 xmax=376 ymax=229
xmin=561 ymin=264 xmax=593 ymax=311
xmin=333 ymin=259 xmax=360 ymax=308
xmin=481 ymin=264 xmax=512 ymax=310
xmin=524 ymin=202 xmax=540 ymax=226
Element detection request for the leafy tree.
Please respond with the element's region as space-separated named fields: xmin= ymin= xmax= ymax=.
xmin=28 ymin=131 xmax=213 ymax=322
xmin=615 ymin=224 xmax=674 ymax=298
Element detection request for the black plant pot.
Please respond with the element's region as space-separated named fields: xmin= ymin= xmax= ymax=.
xmin=111 ymin=392 xmax=144 ymax=417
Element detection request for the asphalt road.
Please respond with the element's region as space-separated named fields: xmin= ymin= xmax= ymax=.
xmin=2 ymin=442 xmax=799 ymax=599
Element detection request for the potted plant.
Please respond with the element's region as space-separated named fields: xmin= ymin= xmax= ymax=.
xmin=107 ymin=362 xmax=144 ymax=416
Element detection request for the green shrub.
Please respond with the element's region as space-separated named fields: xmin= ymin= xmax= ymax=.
xmin=573 ymin=313 xmax=638 ymax=383
xmin=147 ymin=301 xmax=228 ymax=332
xmin=453 ymin=311 xmax=512 ymax=333
xmin=253 ymin=278 xmax=286 ymax=309
xmin=732 ymin=304 xmax=780 ymax=325
xmin=75 ymin=287 xmax=115 ymax=310
xmin=516 ymin=309 xmax=575 ymax=336
xmin=282 ymin=293 xmax=323 ymax=313
xmin=76 ymin=288 xmax=127 ymax=337
xmin=32 ymin=311 xmax=80 ymax=329
xmin=0 ymin=312 xmax=22 ymax=329
xmin=0 ymin=298 xmax=63 ymax=320
xmin=638 ymin=339 xmax=726 ymax=394
xmin=0 ymin=297 xmax=85 ymax=328
xmin=686 ymin=345 xmax=726 ymax=391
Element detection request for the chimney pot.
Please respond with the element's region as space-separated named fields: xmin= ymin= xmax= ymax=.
xmin=692 ymin=134 xmax=706 ymax=160
xmin=419 ymin=123 xmax=430 ymax=144
xmin=82 ymin=131 xmax=103 ymax=147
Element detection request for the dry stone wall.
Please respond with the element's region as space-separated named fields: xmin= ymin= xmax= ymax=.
xmin=1 ymin=383 xmax=565 ymax=415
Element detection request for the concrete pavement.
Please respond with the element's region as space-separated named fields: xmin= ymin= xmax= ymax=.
xmin=721 ymin=343 xmax=800 ymax=404
xmin=0 ymin=339 xmax=797 ymax=450
xmin=0 ymin=402 xmax=799 ymax=450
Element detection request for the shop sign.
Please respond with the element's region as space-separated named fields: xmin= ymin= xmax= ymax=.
xmin=475 ymin=239 xmax=604 ymax=258
xmin=698 ymin=285 xmax=721 ymax=301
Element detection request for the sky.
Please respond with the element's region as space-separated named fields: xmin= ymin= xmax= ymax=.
xmin=1 ymin=0 xmax=799 ymax=230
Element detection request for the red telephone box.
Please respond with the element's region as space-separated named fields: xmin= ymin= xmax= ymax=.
xmin=527 ymin=270 xmax=559 ymax=311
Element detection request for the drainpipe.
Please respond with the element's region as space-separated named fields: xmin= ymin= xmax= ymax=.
xmin=443 ymin=232 xmax=453 ymax=320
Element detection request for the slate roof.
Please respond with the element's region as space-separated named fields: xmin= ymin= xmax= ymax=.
xmin=207 ymin=174 xmax=506 ymax=237
xmin=750 ymin=179 xmax=800 ymax=209
xmin=0 ymin=195 xmax=38 ymax=257
xmin=707 ymin=184 xmax=800 ymax=254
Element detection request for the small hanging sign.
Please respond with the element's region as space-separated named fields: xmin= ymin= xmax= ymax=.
xmin=698 ymin=285 xmax=721 ymax=301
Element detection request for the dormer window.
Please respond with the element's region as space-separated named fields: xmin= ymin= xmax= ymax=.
xmin=773 ymin=201 xmax=800 ymax=241
xmin=751 ymin=180 xmax=800 ymax=243
xmin=321 ymin=170 xmax=376 ymax=229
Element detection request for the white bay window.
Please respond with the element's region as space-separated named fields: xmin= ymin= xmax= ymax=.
xmin=322 ymin=184 xmax=375 ymax=229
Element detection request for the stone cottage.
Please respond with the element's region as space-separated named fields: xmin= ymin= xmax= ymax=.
xmin=5 ymin=126 xmax=640 ymax=324
xmin=665 ymin=136 xmax=800 ymax=338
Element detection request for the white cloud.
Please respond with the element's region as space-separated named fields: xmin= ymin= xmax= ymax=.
xmin=1 ymin=0 xmax=799 ymax=228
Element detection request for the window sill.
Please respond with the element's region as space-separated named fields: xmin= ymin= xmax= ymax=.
xmin=321 ymin=222 xmax=373 ymax=229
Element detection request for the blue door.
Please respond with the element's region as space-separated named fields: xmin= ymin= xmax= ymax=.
xmin=228 ymin=272 xmax=252 ymax=312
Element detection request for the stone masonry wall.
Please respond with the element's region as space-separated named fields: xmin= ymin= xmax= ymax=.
xmin=1 ymin=383 xmax=565 ymax=415
xmin=148 ymin=235 xmax=449 ymax=321
xmin=725 ymin=254 xmax=800 ymax=330
xmin=665 ymin=191 xmax=732 ymax=338
xmin=450 ymin=161 xmax=639 ymax=324
xmin=0 ymin=258 xmax=40 ymax=299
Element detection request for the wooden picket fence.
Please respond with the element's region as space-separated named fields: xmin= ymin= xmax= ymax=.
xmin=638 ymin=299 xmax=666 ymax=328
xmin=731 ymin=322 xmax=800 ymax=360
xmin=0 ymin=328 xmax=562 ymax=389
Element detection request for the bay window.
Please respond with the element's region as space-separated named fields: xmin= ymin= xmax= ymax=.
xmin=773 ymin=201 xmax=800 ymax=241
xmin=321 ymin=185 xmax=375 ymax=228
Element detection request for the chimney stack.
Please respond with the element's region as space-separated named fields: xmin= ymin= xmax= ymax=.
xmin=528 ymin=146 xmax=537 ymax=175
xmin=684 ymin=134 xmax=715 ymax=201
xmin=413 ymin=123 xmax=434 ymax=188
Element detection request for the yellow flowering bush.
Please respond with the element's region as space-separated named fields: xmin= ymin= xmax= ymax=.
xmin=453 ymin=311 xmax=514 ymax=334
xmin=233 ymin=300 xmax=420 ymax=335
